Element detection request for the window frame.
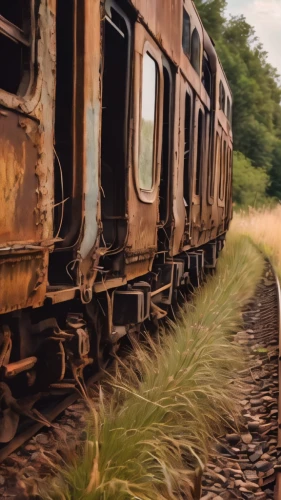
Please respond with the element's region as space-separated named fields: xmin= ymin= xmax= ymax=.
xmin=202 ymin=52 xmax=212 ymax=97
xmin=98 ymin=1 xmax=132 ymax=250
xmin=217 ymin=132 xmax=227 ymax=208
xmin=219 ymin=81 xmax=226 ymax=114
xmin=225 ymin=145 xmax=233 ymax=217
xmin=191 ymin=28 xmax=201 ymax=76
xmin=215 ymin=130 xmax=222 ymax=207
xmin=205 ymin=108 xmax=214 ymax=206
xmin=159 ymin=56 xmax=174 ymax=227
xmin=0 ymin=0 xmax=36 ymax=102
xmin=182 ymin=7 xmax=191 ymax=58
xmin=133 ymin=35 xmax=164 ymax=204
xmin=219 ymin=139 xmax=227 ymax=201
xmin=182 ymin=83 xmax=193 ymax=211
xmin=138 ymin=51 xmax=158 ymax=192
xmin=192 ymin=96 xmax=205 ymax=205
xmin=226 ymin=96 xmax=231 ymax=121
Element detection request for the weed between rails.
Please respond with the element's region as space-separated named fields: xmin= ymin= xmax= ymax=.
xmin=40 ymin=234 xmax=264 ymax=500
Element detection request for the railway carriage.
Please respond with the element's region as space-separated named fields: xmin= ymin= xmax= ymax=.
xmin=0 ymin=0 xmax=232 ymax=442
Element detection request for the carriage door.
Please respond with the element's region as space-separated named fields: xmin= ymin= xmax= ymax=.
xmin=124 ymin=23 xmax=163 ymax=279
xmin=182 ymin=82 xmax=193 ymax=245
xmin=215 ymin=125 xmax=224 ymax=232
xmin=191 ymin=97 xmax=205 ymax=246
xmin=158 ymin=60 xmax=173 ymax=250
xmin=100 ymin=2 xmax=131 ymax=250
xmin=218 ymin=131 xmax=227 ymax=211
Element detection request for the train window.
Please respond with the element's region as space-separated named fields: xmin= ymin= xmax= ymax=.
xmin=101 ymin=6 xmax=130 ymax=245
xmin=219 ymin=81 xmax=226 ymax=113
xmin=0 ymin=0 xmax=32 ymax=95
xmin=219 ymin=140 xmax=227 ymax=200
xmin=227 ymin=97 xmax=232 ymax=123
xmin=139 ymin=53 xmax=158 ymax=191
xmin=182 ymin=8 xmax=191 ymax=57
xmin=208 ymin=128 xmax=215 ymax=199
xmin=202 ymin=53 xmax=212 ymax=96
xmin=215 ymin=134 xmax=221 ymax=197
xmin=229 ymin=149 xmax=233 ymax=203
xmin=159 ymin=65 xmax=172 ymax=224
xmin=183 ymin=92 xmax=192 ymax=207
xmin=195 ymin=109 xmax=204 ymax=195
xmin=225 ymin=147 xmax=231 ymax=207
xmin=191 ymin=29 xmax=201 ymax=75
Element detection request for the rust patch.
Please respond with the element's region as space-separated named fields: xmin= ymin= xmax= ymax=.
xmin=0 ymin=112 xmax=39 ymax=244
xmin=0 ymin=250 xmax=48 ymax=314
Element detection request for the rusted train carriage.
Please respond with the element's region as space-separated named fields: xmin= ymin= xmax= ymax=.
xmin=0 ymin=0 xmax=232 ymax=441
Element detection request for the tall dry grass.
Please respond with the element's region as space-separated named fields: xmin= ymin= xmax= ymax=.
xmin=41 ymin=234 xmax=264 ymax=500
xmin=232 ymin=205 xmax=281 ymax=278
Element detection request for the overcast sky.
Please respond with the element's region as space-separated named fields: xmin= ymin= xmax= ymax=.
xmin=226 ymin=0 xmax=281 ymax=75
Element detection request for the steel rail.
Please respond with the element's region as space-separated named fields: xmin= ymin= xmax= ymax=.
xmin=0 ymin=392 xmax=78 ymax=463
xmin=0 ymin=368 xmax=106 ymax=464
xmin=272 ymin=265 xmax=281 ymax=500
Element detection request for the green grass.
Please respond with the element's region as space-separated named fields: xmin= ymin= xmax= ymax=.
xmin=41 ymin=234 xmax=264 ymax=500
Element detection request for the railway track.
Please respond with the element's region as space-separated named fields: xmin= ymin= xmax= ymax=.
xmin=201 ymin=262 xmax=281 ymax=500
xmin=0 ymin=366 xmax=106 ymax=466
xmin=0 ymin=260 xmax=280 ymax=499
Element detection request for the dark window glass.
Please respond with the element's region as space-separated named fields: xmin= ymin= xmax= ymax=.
xmin=208 ymin=120 xmax=215 ymax=199
xmin=219 ymin=81 xmax=226 ymax=113
xmin=225 ymin=147 xmax=231 ymax=206
xmin=205 ymin=112 xmax=212 ymax=199
xmin=202 ymin=54 xmax=212 ymax=96
xmin=100 ymin=8 xmax=130 ymax=245
xmin=227 ymin=97 xmax=232 ymax=123
xmin=182 ymin=8 xmax=190 ymax=57
xmin=195 ymin=109 xmax=203 ymax=195
xmin=0 ymin=0 xmax=30 ymax=29
xmin=215 ymin=134 xmax=220 ymax=198
xmin=191 ymin=29 xmax=201 ymax=75
xmin=209 ymin=137 xmax=215 ymax=199
xmin=160 ymin=66 xmax=172 ymax=224
xmin=0 ymin=0 xmax=31 ymax=95
xmin=183 ymin=92 xmax=192 ymax=207
xmin=219 ymin=140 xmax=227 ymax=200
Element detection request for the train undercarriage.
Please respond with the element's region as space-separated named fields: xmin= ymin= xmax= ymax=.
xmin=0 ymin=236 xmax=224 ymax=445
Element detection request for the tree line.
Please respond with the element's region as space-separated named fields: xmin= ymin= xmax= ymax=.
xmin=194 ymin=0 xmax=281 ymax=207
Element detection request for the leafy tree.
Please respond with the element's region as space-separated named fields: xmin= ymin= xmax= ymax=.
xmin=235 ymin=118 xmax=275 ymax=169
xmin=268 ymin=142 xmax=281 ymax=200
xmin=233 ymin=152 xmax=270 ymax=207
xmin=194 ymin=0 xmax=281 ymax=204
xmin=193 ymin=0 xmax=226 ymax=40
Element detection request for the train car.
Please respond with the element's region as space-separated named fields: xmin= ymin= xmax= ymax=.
xmin=0 ymin=0 xmax=232 ymax=442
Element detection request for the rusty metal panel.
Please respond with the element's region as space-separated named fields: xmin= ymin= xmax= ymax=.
xmin=131 ymin=0 xmax=182 ymax=64
xmin=79 ymin=0 xmax=101 ymax=262
xmin=0 ymin=1 xmax=56 ymax=242
xmin=129 ymin=0 xmax=233 ymax=259
xmin=172 ymin=73 xmax=189 ymax=256
xmin=0 ymin=112 xmax=40 ymax=244
xmin=0 ymin=1 xmax=56 ymax=312
xmin=72 ymin=0 xmax=102 ymax=302
xmin=123 ymin=22 xmax=163 ymax=279
xmin=0 ymin=250 xmax=48 ymax=314
xmin=131 ymin=0 xmax=206 ymax=97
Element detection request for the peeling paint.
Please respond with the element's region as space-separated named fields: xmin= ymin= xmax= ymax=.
xmin=0 ymin=1 xmax=56 ymax=313
xmin=80 ymin=105 xmax=100 ymax=259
